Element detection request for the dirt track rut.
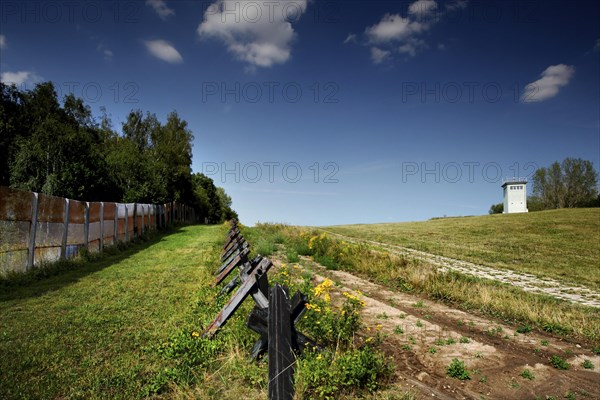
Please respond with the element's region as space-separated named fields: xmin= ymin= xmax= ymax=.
xmin=278 ymin=256 xmax=600 ymax=400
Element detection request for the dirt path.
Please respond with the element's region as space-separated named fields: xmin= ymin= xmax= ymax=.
xmin=276 ymin=256 xmax=600 ymax=400
xmin=317 ymin=229 xmax=600 ymax=309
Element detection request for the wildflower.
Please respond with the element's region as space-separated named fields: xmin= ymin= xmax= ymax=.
xmin=191 ymin=331 xmax=200 ymax=337
xmin=308 ymin=235 xmax=318 ymax=250
xmin=313 ymin=278 xmax=334 ymax=298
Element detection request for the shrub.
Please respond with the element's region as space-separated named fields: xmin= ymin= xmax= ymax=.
xmin=516 ymin=324 xmax=533 ymax=334
xmin=447 ymin=358 xmax=471 ymax=380
xmin=520 ymin=369 xmax=535 ymax=380
xmin=549 ymin=355 xmax=570 ymax=370
xmin=581 ymin=359 xmax=594 ymax=369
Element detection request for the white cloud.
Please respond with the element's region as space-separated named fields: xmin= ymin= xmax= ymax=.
xmin=144 ymin=39 xmax=183 ymax=63
xmin=97 ymin=43 xmax=113 ymax=59
xmin=197 ymin=0 xmax=307 ymax=69
xmin=398 ymin=38 xmax=426 ymax=57
xmin=1 ymin=71 xmax=30 ymax=85
xmin=146 ymin=0 xmax=175 ymax=20
xmin=344 ymin=33 xmax=357 ymax=44
xmin=350 ymin=0 xmax=456 ymax=63
xmin=370 ymin=47 xmax=391 ymax=64
xmin=408 ymin=0 xmax=438 ymax=17
xmin=366 ymin=14 xmax=416 ymax=43
xmin=0 ymin=35 xmax=6 ymax=49
xmin=446 ymin=0 xmax=468 ymax=11
xmin=521 ymin=64 xmax=575 ymax=103
xmin=0 ymin=71 xmax=42 ymax=86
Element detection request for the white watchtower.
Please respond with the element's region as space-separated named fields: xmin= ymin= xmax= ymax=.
xmin=502 ymin=178 xmax=528 ymax=213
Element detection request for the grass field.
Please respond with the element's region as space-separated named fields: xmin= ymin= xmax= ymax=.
xmin=2 ymin=210 xmax=598 ymax=398
xmin=0 ymin=224 xmax=396 ymax=400
xmin=324 ymin=208 xmax=600 ymax=289
xmin=0 ymin=225 xmax=241 ymax=399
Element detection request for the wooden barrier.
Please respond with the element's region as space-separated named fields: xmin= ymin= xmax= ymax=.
xmin=204 ymin=220 xmax=315 ymax=400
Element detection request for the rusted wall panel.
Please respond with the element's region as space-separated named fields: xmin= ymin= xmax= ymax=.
xmin=117 ymin=218 xmax=125 ymax=237
xmin=69 ymin=200 xmax=86 ymax=224
xmin=89 ymin=221 xmax=101 ymax=242
xmin=67 ymin=223 xmax=85 ymax=245
xmin=34 ymin=246 xmax=60 ymax=265
xmin=35 ymin=221 xmax=64 ymax=248
xmin=88 ymin=239 xmax=100 ymax=253
xmin=37 ymin=193 xmax=65 ymax=223
xmin=0 ymin=220 xmax=29 ymax=252
xmin=127 ymin=217 xmax=134 ymax=235
xmin=104 ymin=203 xmax=116 ymax=220
xmin=0 ymin=186 xmax=33 ymax=221
xmin=1 ymin=186 xmax=189 ymax=275
xmin=0 ymin=249 xmax=28 ymax=274
xmin=89 ymin=202 xmax=102 ymax=223
xmin=103 ymin=220 xmax=115 ymax=242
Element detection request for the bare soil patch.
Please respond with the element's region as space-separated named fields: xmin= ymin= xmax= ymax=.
xmin=273 ymin=255 xmax=600 ymax=399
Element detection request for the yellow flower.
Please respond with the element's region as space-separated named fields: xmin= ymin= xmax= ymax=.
xmin=308 ymin=235 xmax=318 ymax=249
xmin=191 ymin=331 xmax=200 ymax=337
xmin=313 ymin=278 xmax=333 ymax=298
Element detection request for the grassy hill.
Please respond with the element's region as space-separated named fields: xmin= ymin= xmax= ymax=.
xmin=325 ymin=208 xmax=600 ymax=289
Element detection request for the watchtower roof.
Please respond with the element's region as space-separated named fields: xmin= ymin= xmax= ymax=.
xmin=501 ymin=178 xmax=528 ymax=188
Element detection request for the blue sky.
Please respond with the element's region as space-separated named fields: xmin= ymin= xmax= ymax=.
xmin=1 ymin=0 xmax=599 ymax=226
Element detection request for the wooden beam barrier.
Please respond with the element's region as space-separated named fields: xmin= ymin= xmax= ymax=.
xmin=268 ymin=284 xmax=295 ymax=400
xmin=203 ymin=257 xmax=272 ymax=338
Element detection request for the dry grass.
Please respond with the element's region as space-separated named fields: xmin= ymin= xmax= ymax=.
xmin=325 ymin=208 xmax=600 ymax=289
xmin=258 ymin=223 xmax=600 ymax=345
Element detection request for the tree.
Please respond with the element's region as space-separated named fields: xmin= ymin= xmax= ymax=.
xmin=1 ymin=81 xmax=238 ymax=222
xmin=532 ymin=158 xmax=598 ymax=209
xmin=489 ymin=203 xmax=503 ymax=214
xmin=192 ymin=173 xmax=221 ymax=223
xmin=216 ymin=187 xmax=238 ymax=221
xmin=7 ymin=82 xmax=113 ymax=200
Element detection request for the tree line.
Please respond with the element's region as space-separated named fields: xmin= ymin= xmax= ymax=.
xmin=0 ymin=82 xmax=236 ymax=223
xmin=489 ymin=157 xmax=599 ymax=214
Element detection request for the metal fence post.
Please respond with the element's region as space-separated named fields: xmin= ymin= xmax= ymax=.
xmin=133 ymin=203 xmax=138 ymax=238
xmin=100 ymin=202 xmax=104 ymax=252
xmin=140 ymin=204 xmax=145 ymax=236
xmin=124 ymin=204 xmax=129 ymax=242
xmin=61 ymin=198 xmax=70 ymax=259
xmin=84 ymin=202 xmax=90 ymax=251
xmin=27 ymin=192 xmax=39 ymax=270
xmin=114 ymin=203 xmax=118 ymax=244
